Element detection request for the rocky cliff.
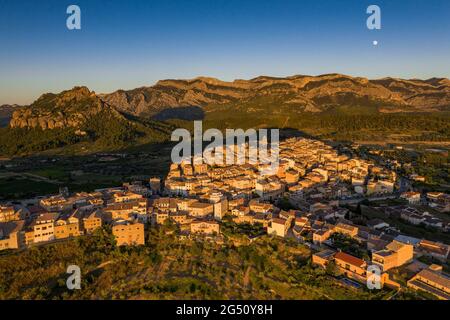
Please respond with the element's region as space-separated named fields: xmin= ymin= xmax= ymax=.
xmin=9 ymin=87 xmax=121 ymax=129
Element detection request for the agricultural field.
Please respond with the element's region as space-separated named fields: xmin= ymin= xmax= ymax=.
xmin=0 ymin=143 xmax=173 ymax=200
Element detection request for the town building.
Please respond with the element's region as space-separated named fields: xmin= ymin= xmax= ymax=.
xmin=334 ymin=251 xmax=367 ymax=283
xmin=312 ymin=249 xmax=336 ymax=268
xmin=267 ymin=218 xmax=290 ymax=238
xmin=32 ymin=212 xmax=59 ymax=243
xmin=372 ymin=240 xmax=413 ymax=271
xmin=417 ymin=240 xmax=450 ymax=261
xmin=54 ymin=214 xmax=80 ymax=239
xmin=112 ymin=220 xmax=145 ymax=246
xmin=82 ymin=210 xmax=103 ymax=234
xmin=187 ymin=202 xmax=214 ymax=217
xmin=334 ymin=222 xmax=359 ymax=238
xmin=400 ymin=192 xmax=421 ymax=204
xmin=0 ymin=220 xmax=25 ymax=250
xmin=190 ymin=220 xmax=220 ymax=235
xmin=407 ymin=265 xmax=450 ymax=300
xmin=0 ymin=205 xmax=29 ymax=222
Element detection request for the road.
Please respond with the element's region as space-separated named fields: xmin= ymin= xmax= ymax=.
xmin=3 ymin=171 xmax=63 ymax=184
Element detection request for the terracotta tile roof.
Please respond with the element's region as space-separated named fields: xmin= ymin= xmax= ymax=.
xmin=419 ymin=240 xmax=449 ymax=256
xmin=272 ymin=218 xmax=287 ymax=225
xmin=334 ymin=252 xmax=366 ymax=268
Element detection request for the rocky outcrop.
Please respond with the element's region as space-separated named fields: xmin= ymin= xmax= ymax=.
xmin=9 ymin=87 xmax=118 ymax=129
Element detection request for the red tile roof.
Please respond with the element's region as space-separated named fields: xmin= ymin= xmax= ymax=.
xmin=334 ymin=252 xmax=366 ymax=268
xmin=272 ymin=218 xmax=287 ymax=225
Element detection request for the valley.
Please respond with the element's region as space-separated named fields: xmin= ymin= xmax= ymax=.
xmin=0 ymin=74 xmax=448 ymax=199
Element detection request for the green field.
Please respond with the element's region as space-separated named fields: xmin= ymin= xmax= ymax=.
xmin=0 ymin=177 xmax=59 ymax=199
xmin=0 ymin=175 xmax=126 ymax=200
xmin=29 ymin=168 xmax=71 ymax=181
xmin=0 ymin=141 xmax=172 ymax=200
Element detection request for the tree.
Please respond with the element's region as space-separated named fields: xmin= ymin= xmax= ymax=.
xmin=325 ymin=261 xmax=340 ymax=277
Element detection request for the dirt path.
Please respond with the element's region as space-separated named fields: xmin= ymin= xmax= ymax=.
xmin=155 ymin=256 xmax=175 ymax=280
xmin=243 ymin=266 xmax=252 ymax=287
xmin=96 ymin=260 xmax=114 ymax=269
xmin=22 ymin=172 xmax=62 ymax=184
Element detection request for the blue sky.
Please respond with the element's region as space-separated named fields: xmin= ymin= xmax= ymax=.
xmin=0 ymin=0 xmax=449 ymax=104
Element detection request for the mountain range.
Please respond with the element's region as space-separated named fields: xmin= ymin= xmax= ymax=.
xmin=102 ymin=73 xmax=450 ymax=118
xmin=1 ymin=73 xmax=449 ymax=156
xmin=6 ymin=73 xmax=450 ymax=130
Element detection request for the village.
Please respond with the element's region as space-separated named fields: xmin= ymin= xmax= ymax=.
xmin=0 ymin=137 xmax=449 ymax=300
